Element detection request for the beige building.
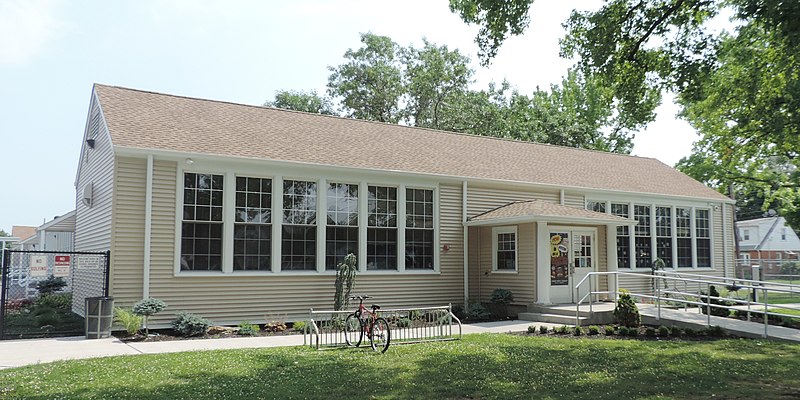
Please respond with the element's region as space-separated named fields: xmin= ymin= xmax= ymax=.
xmin=74 ymin=84 xmax=735 ymax=326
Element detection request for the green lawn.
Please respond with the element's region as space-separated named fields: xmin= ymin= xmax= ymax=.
xmin=2 ymin=334 xmax=799 ymax=399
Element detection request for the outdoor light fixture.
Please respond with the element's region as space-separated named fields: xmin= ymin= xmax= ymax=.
xmin=86 ymin=138 xmax=95 ymax=149
xmin=185 ymin=158 xmax=194 ymax=165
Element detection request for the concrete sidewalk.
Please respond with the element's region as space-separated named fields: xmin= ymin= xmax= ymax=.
xmin=1 ymin=320 xmax=546 ymax=370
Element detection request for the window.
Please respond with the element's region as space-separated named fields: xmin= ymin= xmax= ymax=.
xmin=180 ymin=173 xmax=223 ymax=271
xmin=676 ymin=207 xmax=692 ymax=268
xmin=655 ymin=206 xmax=672 ymax=268
xmin=367 ymin=186 xmax=397 ymax=270
xmin=326 ymin=183 xmax=359 ymax=270
xmin=405 ymin=188 xmax=434 ymax=270
xmin=611 ymin=203 xmax=630 ymax=268
xmin=493 ymin=227 xmax=517 ymax=271
xmin=282 ymin=180 xmax=317 ymax=271
xmin=742 ymin=229 xmax=750 ymax=241
xmin=696 ymin=209 xmax=711 ymax=267
xmin=782 ymin=228 xmax=787 ymax=241
xmin=587 ymin=201 xmax=606 ymax=213
xmin=233 ymin=177 xmax=272 ymax=271
xmin=633 ymin=205 xmax=652 ymax=268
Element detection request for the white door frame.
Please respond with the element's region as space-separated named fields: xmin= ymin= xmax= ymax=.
xmin=547 ymin=226 xmax=598 ymax=304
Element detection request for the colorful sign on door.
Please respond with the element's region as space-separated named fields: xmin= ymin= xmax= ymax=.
xmin=54 ymin=255 xmax=71 ymax=277
xmin=550 ymin=233 xmax=569 ymax=286
xmin=30 ymin=255 xmax=48 ymax=277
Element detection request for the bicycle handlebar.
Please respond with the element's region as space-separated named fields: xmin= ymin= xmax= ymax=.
xmin=349 ymin=295 xmax=371 ymax=300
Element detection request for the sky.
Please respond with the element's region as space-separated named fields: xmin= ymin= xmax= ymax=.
xmin=0 ymin=0 xmax=702 ymax=233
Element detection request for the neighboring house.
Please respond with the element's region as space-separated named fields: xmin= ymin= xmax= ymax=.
xmin=10 ymin=226 xmax=36 ymax=247
xmin=73 ymin=84 xmax=736 ymax=326
xmin=737 ymin=217 xmax=800 ymax=274
xmin=12 ymin=211 xmax=76 ymax=251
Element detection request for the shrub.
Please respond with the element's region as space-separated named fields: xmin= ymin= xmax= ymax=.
xmin=614 ymin=290 xmax=641 ymax=328
xmin=684 ymin=327 xmax=696 ymax=336
xmin=490 ymin=289 xmax=514 ymax=305
xmin=573 ymin=326 xmax=583 ymax=336
xmin=658 ymin=326 xmax=670 ymax=337
xmin=451 ymin=304 xmax=466 ymax=320
xmin=292 ymin=320 xmax=308 ymax=332
xmin=617 ymin=326 xmax=629 ymax=336
xmin=734 ymin=309 xmax=750 ymax=319
xmin=670 ymin=326 xmax=682 ymax=337
xmin=35 ymin=293 xmax=72 ymax=311
xmin=396 ymin=318 xmax=412 ymax=328
xmin=238 ymin=321 xmax=261 ymax=336
xmin=409 ymin=310 xmax=423 ymax=320
xmin=133 ymin=298 xmax=167 ymax=335
xmin=466 ymin=303 xmax=491 ymax=321
xmin=604 ymin=326 xmax=615 ymax=335
xmin=706 ymin=325 xmax=725 ymax=337
xmin=114 ymin=307 xmax=143 ymax=336
xmin=628 ymin=327 xmax=639 ymax=337
xmin=172 ymin=312 xmax=211 ymax=337
xmin=36 ymin=276 xmax=67 ymax=294
xmin=700 ymin=286 xmax=733 ymax=317
xmin=527 ymin=325 xmax=536 ymax=334
xmin=539 ymin=325 xmax=549 ymax=334
xmin=557 ymin=325 xmax=570 ymax=334
xmin=587 ymin=326 xmax=600 ymax=336
xmin=645 ymin=327 xmax=656 ymax=337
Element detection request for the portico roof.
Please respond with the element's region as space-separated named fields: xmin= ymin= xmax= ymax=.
xmin=464 ymin=200 xmax=636 ymax=227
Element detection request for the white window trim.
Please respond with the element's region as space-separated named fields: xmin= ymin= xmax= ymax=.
xmin=492 ymin=226 xmax=518 ymax=273
xmin=173 ymin=160 xmax=440 ymax=276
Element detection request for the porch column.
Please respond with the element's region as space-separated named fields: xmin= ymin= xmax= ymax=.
xmin=536 ymin=222 xmax=551 ymax=304
xmin=606 ymin=224 xmax=618 ymax=300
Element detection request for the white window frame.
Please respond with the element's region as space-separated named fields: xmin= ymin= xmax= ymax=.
xmin=492 ymin=226 xmax=518 ymax=273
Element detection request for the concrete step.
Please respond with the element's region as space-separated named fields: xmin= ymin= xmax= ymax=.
xmin=518 ymin=312 xmax=589 ymax=325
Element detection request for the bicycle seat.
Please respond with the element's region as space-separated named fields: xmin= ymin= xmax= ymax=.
xmin=371 ymin=304 xmax=381 ymax=310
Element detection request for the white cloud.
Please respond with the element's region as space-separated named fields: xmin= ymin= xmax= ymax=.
xmin=0 ymin=0 xmax=63 ymax=67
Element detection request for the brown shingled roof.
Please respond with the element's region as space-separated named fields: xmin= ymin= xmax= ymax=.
xmin=11 ymin=226 xmax=36 ymax=241
xmin=467 ymin=200 xmax=633 ymax=226
xmin=93 ymin=84 xmax=729 ymax=201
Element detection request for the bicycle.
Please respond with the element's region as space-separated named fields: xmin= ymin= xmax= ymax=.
xmin=343 ymin=295 xmax=391 ymax=353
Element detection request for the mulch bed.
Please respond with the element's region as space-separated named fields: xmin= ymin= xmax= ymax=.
xmin=516 ymin=324 xmax=734 ymax=341
xmin=114 ymin=327 xmax=303 ymax=342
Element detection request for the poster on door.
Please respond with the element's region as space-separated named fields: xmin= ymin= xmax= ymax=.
xmin=550 ymin=233 xmax=569 ymax=286
xmin=54 ymin=255 xmax=71 ymax=277
xmin=30 ymin=255 xmax=48 ymax=277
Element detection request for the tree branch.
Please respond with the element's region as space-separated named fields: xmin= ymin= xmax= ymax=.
xmin=626 ymin=0 xmax=686 ymax=61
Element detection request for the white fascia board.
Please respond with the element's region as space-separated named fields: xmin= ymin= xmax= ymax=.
xmin=112 ymin=145 xmax=735 ymax=204
xmin=464 ymin=215 xmax=637 ymax=227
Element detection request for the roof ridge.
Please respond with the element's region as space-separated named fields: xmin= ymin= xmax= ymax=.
xmin=92 ymin=83 xmax=663 ymax=164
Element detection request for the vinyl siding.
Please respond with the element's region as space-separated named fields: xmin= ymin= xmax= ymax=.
xmin=468 ymin=224 xmax=536 ymax=304
xmin=466 ymin=184 xmax=559 ymax=218
xmin=72 ymin=95 xmax=114 ymax=315
xmin=109 ymin=157 xmax=147 ymax=308
xmin=110 ymin=159 xmax=465 ymax=326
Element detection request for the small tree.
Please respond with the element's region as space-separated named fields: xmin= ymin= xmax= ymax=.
xmin=490 ymin=288 xmax=514 ymax=319
xmin=36 ymin=276 xmax=67 ymax=294
xmin=133 ymin=297 xmax=167 ymax=335
xmin=614 ymin=290 xmax=640 ymax=328
xmin=333 ymin=253 xmax=358 ymax=311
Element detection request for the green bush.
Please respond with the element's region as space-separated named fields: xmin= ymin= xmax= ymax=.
xmin=669 ymin=326 xmax=682 ymax=337
xmin=114 ymin=307 xmax=143 ymax=336
xmin=587 ymin=326 xmax=600 ymax=336
xmin=573 ymin=326 xmax=583 ymax=336
xmin=172 ymin=312 xmax=211 ymax=337
xmin=706 ymin=325 xmax=725 ymax=337
xmin=539 ymin=325 xmax=549 ymax=334
xmin=604 ymin=326 xmax=615 ymax=335
xmin=36 ymin=276 xmax=67 ymax=294
xmin=527 ymin=325 xmax=536 ymax=334
xmin=628 ymin=327 xmax=639 ymax=337
xmin=33 ymin=307 xmax=61 ymax=327
xmin=701 ymin=286 xmax=733 ymax=317
xmin=684 ymin=327 xmax=696 ymax=336
xmin=658 ymin=326 xmax=670 ymax=337
xmin=557 ymin=325 xmax=570 ymax=334
xmin=409 ymin=310 xmax=423 ymax=320
xmin=466 ymin=303 xmax=491 ymax=321
xmin=617 ymin=326 xmax=629 ymax=336
xmin=613 ymin=291 xmax=641 ymax=328
xmin=645 ymin=327 xmax=656 ymax=337
xmin=133 ymin=298 xmax=167 ymax=316
xmin=238 ymin=321 xmax=261 ymax=336
xmin=451 ymin=304 xmax=466 ymax=320
xmin=35 ymin=293 xmax=72 ymax=311
xmin=292 ymin=320 xmax=308 ymax=332
xmin=490 ymin=288 xmax=514 ymax=305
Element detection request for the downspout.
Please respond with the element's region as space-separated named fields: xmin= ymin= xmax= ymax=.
xmin=462 ymin=180 xmax=469 ymax=307
xmin=559 ymin=189 xmax=565 ymax=205
xmin=143 ymin=155 xmax=153 ymax=299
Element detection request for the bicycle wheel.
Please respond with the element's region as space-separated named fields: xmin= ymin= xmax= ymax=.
xmin=370 ymin=317 xmax=391 ymax=353
xmin=344 ymin=313 xmax=363 ymax=347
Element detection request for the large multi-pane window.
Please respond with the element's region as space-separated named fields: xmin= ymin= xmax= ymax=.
xmin=326 ymin=183 xmax=359 ymax=270
xmin=367 ymin=186 xmax=397 ymax=270
xmin=676 ymin=207 xmax=692 ymax=267
xmin=655 ymin=206 xmax=673 ymax=268
xmin=405 ymin=188 xmax=434 ymax=269
xmin=181 ymin=173 xmax=224 ymax=271
xmin=282 ymin=180 xmax=317 ymax=271
xmin=611 ymin=203 xmax=630 ymax=268
xmin=696 ymin=209 xmax=711 ymax=267
xmin=233 ymin=177 xmax=272 ymax=271
xmin=634 ymin=205 xmax=652 ymax=268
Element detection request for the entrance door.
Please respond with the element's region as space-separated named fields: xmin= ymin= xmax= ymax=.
xmin=548 ymin=229 xmax=596 ymax=303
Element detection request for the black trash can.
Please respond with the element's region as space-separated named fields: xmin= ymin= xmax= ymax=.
xmin=85 ymin=296 xmax=114 ymax=339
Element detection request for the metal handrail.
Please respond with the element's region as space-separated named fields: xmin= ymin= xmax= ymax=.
xmin=658 ymin=270 xmax=800 ymax=291
xmin=573 ymin=270 xmax=800 ymax=338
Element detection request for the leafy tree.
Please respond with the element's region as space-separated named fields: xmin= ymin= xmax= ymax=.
xmin=0 ymin=229 xmax=11 ymax=249
xmin=264 ymin=90 xmax=336 ymax=115
xmin=449 ymin=0 xmax=534 ymax=63
xmin=327 ymin=33 xmax=404 ymax=123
